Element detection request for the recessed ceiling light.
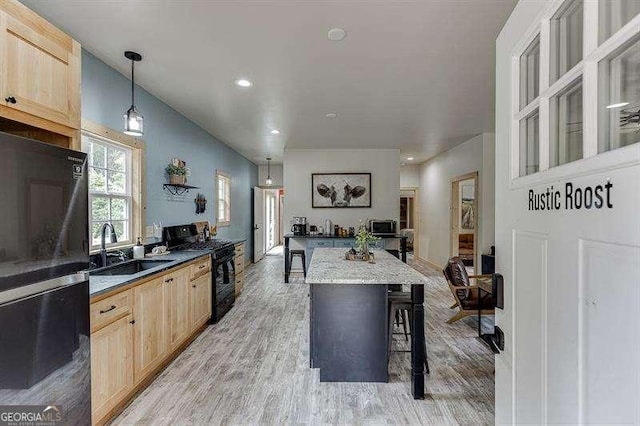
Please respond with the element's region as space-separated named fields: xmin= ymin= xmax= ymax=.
xmin=235 ymin=78 xmax=253 ymax=87
xmin=270 ymin=129 xmax=280 ymax=134
xmin=407 ymin=157 xmax=414 ymax=161
xmin=327 ymin=28 xmax=347 ymax=41
xmin=606 ymin=102 xmax=629 ymax=109
xmin=325 ymin=113 xmax=337 ymax=119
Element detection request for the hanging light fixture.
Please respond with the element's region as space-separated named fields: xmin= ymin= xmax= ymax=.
xmin=265 ymin=157 xmax=273 ymax=186
xmin=123 ymin=51 xmax=144 ymax=136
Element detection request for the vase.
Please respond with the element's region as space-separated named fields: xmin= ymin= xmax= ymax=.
xmin=361 ymin=242 xmax=370 ymax=261
xmin=170 ymin=174 xmax=185 ymax=185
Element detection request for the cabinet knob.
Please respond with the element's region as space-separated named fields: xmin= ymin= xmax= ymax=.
xmin=129 ymin=319 xmax=135 ymax=324
xmin=4 ymin=96 xmax=16 ymax=104
xmin=192 ymin=284 xmax=197 ymax=288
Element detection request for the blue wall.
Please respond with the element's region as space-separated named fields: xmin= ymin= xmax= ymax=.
xmin=81 ymin=51 xmax=257 ymax=259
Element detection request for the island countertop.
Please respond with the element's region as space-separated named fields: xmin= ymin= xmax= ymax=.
xmin=305 ymin=248 xmax=429 ymax=285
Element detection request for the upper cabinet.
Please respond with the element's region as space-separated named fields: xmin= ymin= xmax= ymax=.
xmin=0 ymin=0 xmax=81 ymax=146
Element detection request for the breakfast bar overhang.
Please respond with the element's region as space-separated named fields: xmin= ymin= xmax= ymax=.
xmin=304 ymin=248 xmax=429 ymax=399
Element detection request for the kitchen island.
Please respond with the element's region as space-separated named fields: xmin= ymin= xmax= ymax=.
xmin=305 ymin=248 xmax=429 ymax=399
xmin=284 ymin=233 xmax=409 ymax=283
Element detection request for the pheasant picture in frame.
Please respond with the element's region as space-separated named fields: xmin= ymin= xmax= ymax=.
xmin=312 ymin=173 xmax=371 ymax=208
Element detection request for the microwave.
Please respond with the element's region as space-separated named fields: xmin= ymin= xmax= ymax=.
xmin=369 ymin=220 xmax=396 ymax=235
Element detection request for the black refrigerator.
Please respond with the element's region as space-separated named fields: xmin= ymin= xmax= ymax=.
xmin=0 ymin=132 xmax=91 ymax=424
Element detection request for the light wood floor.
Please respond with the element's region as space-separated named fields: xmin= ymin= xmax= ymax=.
xmin=114 ymin=252 xmax=494 ymax=425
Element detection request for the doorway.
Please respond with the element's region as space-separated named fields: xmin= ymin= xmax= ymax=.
xmin=399 ymin=188 xmax=419 ymax=257
xmin=450 ymin=172 xmax=478 ymax=271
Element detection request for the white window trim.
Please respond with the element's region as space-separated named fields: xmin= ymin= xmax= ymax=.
xmin=509 ymin=0 xmax=640 ymax=189
xmin=216 ymin=170 xmax=231 ymax=227
xmin=81 ymin=119 xmax=146 ymax=253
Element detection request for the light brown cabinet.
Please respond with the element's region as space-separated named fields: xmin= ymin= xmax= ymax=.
xmin=190 ymin=272 xmax=212 ymax=330
xmin=133 ymin=276 xmax=167 ymax=384
xmin=0 ymin=0 xmax=81 ymax=149
xmin=90 ymin=313 xmax=134 ymax=424
xmin=166 ymin=267 xmax=192 ymax=351
xmin=234 ymin=242 xmax=245 ymax=296
xmin=90 ymin=256 xmax=212 ymax=425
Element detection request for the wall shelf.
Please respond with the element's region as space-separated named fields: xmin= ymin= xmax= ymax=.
xmin=162 ymin=183 xmax=199 ymax=196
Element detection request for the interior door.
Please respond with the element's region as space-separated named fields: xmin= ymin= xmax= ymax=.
xmin=253 ymin=187 xmax=265 ymax=263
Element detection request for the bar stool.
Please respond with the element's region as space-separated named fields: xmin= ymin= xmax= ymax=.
xmin=287 ymin=249 xmax=307 ymax=278
xmin=388 ymin=290 xmax=430 ymax=374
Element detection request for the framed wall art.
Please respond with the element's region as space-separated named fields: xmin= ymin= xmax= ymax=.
xmin=311 ymin=173 xmax=371 ymax=208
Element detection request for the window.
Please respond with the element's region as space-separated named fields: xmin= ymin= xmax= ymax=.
xmin=81 ymin=120 xmax=145 ymax=251
xmin=550 ymin=0 xmax=583 ymax=84
xmin=599 ymin=0 xmax=640 ymax=44
xmin=216 ymin=170 xmax=230 ymax=226
xmin=84 ymin=134 xmax=132 ymax=248
xmin=520 ymin=35 xmax=540 ymax=110
xmin=519 ymin=110 xmax=540 ymax=176
xmin=512 ymin=0 xmax=640 ymax=180
xmin=550 ymin=79 xmax=583 ymax=167
xmin=598 ymin=34 xmax=640 ymax=153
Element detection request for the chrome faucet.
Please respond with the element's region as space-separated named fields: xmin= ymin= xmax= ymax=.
xmin=100 ymin=223 xmax=118 ymax=267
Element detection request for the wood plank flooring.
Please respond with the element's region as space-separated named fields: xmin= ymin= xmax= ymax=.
xmin=114 ymin=252 xmax=494 ymax=425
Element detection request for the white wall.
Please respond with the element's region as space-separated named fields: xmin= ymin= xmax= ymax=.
xmin=258 ymin=164 xmax=283 ymax=187
xmin=283 ymin=149 xmax=400 ymax=232
xmin=417 ymin=133 xmax=495 ymax=267
xmin=400 ymin=164 xmax=420 ymax=188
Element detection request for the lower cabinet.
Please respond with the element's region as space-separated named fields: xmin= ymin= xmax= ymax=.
xmin=90 ymin=255 xmax=212 ymax=425
xmin=166 ymin=267 xmax=192 ymax=352
xmin=234 ymin=242 xmax=245 ymax=296
xmin=90 ymin=313 xmax=134 ymax=424
xmin=133 ymin=277 xmax=168 ymax=384
xmin=190 ymin=272 xmax=212 ymax=330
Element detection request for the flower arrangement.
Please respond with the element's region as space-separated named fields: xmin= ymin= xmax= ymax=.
xmin=165 ymin=158 xmax=189 ymax=185
xmin=354 ymin=221 xmax=379 ymax=262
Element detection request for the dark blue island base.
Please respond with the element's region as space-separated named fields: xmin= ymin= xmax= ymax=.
xmin=310 ymin=284 xmax=389 ymax=382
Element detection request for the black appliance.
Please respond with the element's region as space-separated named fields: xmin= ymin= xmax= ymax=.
xmin=291 ymin=223 xmax=308 ymax=236
xmin=368 ymin=219 xmax=397 ymax=235
xmin=163 ymin=224 xmax=235 ymax=323
xmin=0 ymin=132 xmax=90 ymax=424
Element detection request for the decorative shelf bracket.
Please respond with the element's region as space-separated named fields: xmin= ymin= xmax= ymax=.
xmin=163 ymin=183 xmax=199 ymax=196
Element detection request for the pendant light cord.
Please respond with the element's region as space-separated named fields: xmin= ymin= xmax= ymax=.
xmin=131 ymin=59 xmax=135 ymax=107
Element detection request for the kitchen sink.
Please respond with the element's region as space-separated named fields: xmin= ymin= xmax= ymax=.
xmin=90 ymin=259 xmax=173 ymax=276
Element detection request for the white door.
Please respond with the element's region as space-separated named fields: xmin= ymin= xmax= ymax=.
xmin=253 ymin=187 xmax=265 ymax=263
xmin=496 ymin=3 xmax=640 ymax=424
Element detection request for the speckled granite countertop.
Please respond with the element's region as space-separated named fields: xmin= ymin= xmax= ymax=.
xmin=305 ymin=248 xmax=429 ymax=285
xmin=89 ymin=250 xmax=210 ymax=297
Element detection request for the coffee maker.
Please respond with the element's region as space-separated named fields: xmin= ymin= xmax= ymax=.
xmin=291 ymin=223 xmax=308 ymax=236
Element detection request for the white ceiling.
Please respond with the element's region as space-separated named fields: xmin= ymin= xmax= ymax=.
xmin=24 ymin=0 xmax=516 ymax=165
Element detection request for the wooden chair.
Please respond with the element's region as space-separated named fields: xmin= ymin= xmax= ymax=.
xmin=443 ymin=257 xmax=494 ymax=324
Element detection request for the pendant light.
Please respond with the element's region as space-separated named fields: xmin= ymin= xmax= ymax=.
xmin=265 ymin=157 xmax=273 ymax=186
xmin=123 ymin=51 xmax=144 ymax=136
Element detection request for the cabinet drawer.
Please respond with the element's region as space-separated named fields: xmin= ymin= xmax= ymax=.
xmin=234 ymin=243 xmax=245 ymax=257
xmin=333 ymin=239 xmax=355 ymax=248
xmin=307 ymin=239 xmax=334 ymax=248
xmin=90 ymin=290 xmax=133 ymax=333
xmin=234 ymin=256 xmax=244 ymax=271
xmin=190 ymin=257 xmax=211 ymax=279
xmin=235 ymin=270 xmax=245 ymax=285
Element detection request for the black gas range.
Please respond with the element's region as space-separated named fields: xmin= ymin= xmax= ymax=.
xmin=163 ymin=224 xmax=236 ymax=323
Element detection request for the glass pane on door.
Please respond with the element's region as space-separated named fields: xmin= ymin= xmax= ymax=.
xmin=520 ymin=110 xmax=540 ymax=176
xmin=599 ymin=0 xmax=640 ymax=44
xmin=598 ymin=34 xmax=640 ymax=152
xmin=550 ymin=0 xmax=583 ymax=84
xmin=550 ymin=79 xmax=583 ymax=167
